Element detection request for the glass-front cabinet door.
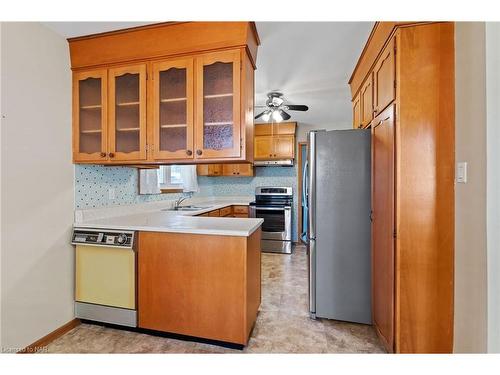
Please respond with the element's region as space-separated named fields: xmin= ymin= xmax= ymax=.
xmin=152 ymin=58 xmax=194 ymax=160
xmin=108 ymin=64 xmax=147 ymax=161
xmin=195 ymin=50 xmax=241 ymax=159
xmin=73 ymin=70 xmax=108 ymax=162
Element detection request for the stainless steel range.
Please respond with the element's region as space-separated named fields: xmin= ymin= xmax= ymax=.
xmin=249 ymin=187 xmax=293 ymax=254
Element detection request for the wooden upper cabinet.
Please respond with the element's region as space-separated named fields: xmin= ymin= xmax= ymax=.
xmin=151 ymin=58 xmax=194 ymax=160
xmin=254 ymin=136 xmax=274 ymax=159
xmin=222 ymin=163 xmax=254 ymax=176
xmin=108 ymin=64 xmax=147 ymax=161
xmin=73 ymin=70 xmax=108 ymax=162
xmin=274 ymin=135 xmax=295 ymax=159
xmin=360 ymin=74 xmax=374 ymax=128
xmin=199 ymin=163 xmax=253 ymax=177
xmin=374 ymin=38 xmax=396 ymax=116
xmin=352 ymin=92 xmax=361 ymax=129
xmin=69 ymin=22 xmax=259 ymax=165
xmin=196 ymin=164 xmax=222 ymax=176
xmin=195 ymin=50 xmax=241 ymax=160
xmin=254 ymin=122 xmax=296 ymax=160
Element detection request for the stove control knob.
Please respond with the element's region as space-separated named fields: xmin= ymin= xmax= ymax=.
xmin=117 ymin=234 xmax=127 ymax=245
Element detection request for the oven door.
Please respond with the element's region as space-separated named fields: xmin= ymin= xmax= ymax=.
xmin=249 ymin=205 xmax=292 ymax=241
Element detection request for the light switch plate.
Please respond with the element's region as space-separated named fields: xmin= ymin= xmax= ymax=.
xmin=456 ymin=162 xmax=467 ymax=183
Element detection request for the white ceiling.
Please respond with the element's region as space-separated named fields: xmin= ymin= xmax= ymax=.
xmin=43 ymin=22 xmax=153 ymax=38
xmin=43 ymin=21 xmax=373 ymax=131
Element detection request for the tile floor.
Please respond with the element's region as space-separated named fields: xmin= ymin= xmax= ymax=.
xmin=45 ymin=244 xmax=385 ymax=353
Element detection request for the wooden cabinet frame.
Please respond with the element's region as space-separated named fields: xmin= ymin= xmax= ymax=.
xmin=371 ymin=105 xmax=396 ymax=352
xmin=108 ymin=64 xmax=147 ymax=161
xmin=72 ymin=69 xmax=108 ymax=162
xmin=352 ymin=92 xmax=361 ymax=129
xmin=151 ymin=58 xmax=194 ymax=160
xmin=195 ymin=50 xmax=241 ymax=159
xmin=360 ymin=74 xmax=374 ymax=128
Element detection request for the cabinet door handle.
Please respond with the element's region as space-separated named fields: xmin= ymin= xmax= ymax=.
xmin=108 ymin=152 xmax=115 ymax=158
xmin=100 ymin=152 xmax=106 ymax=158
xmin=186 ymin=150 xmax=193 ymax=156
xmin=196 ymin=149 xmax=203 ymax=156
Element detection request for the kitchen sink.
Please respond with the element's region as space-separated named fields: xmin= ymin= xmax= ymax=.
xmin=162 ymin=206 xmax=211 ymax=212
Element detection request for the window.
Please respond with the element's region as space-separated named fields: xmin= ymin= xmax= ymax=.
xmin=158 ymin=165 xmax=199 ymax=193
xmin=158 ymin=165 xmax=184 ymax=190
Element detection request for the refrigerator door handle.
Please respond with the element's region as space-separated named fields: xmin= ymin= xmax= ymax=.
xmin=307 ymin=131 xmax=317 ymax=241
xmin=300 ymin=160 xmax=309 ymax=243
xmin=302 ymin=160 xmax=308 ymax=208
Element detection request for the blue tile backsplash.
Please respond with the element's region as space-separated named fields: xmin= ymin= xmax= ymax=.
xmin=75 ymin=164 xmax=299 ymax=240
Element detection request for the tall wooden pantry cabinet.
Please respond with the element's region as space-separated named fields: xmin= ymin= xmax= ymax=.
xmin=349 ymin=22 xmax=455 ymax=353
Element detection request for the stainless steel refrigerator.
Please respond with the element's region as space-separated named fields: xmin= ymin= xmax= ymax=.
xmin=304 ymin=129 xmax=371 ymax=324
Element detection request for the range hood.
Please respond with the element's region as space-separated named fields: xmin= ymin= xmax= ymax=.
xmin=254 ymin=159 xmax=294 ymax=167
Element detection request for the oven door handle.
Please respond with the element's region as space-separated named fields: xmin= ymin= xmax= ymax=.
xmin=252 ymin=206 xmax=291 ymax=211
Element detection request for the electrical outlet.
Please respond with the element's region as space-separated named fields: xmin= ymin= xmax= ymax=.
xmin=108 ymin=188 xmax=116 ymax=200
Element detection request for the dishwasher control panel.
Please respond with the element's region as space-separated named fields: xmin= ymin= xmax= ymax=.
xmin=72 ymin=228 xmax=135 ymax=249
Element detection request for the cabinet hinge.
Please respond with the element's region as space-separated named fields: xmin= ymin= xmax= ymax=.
xmin=393 ymin=230 xmax=397 ymax=239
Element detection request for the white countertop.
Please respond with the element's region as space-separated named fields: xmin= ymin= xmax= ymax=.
xmin=74 ymin=198 xmax=263 ymax=237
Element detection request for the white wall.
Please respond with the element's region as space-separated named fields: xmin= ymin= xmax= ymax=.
xmin=486 ymin=21 xmax=500 ymax=353
xmin=0 ymin=22 xmax=74 ymax=351
xmin=0 ymin=21 xmax=3 ymax=350
xmin=454 ymin=22 xmax=488 ymax=353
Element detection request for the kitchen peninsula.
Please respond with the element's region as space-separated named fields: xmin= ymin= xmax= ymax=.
xmin=74 ymin=199 xmax=263 ymax=346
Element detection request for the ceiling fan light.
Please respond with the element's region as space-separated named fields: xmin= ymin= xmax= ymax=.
xmin=262 ymin=110 xmax=271 ymax=122
xmin=272 ymin=110 xmax=283 ymax=122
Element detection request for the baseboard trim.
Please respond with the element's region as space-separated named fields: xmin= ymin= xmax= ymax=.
xmin=18 ymin=318 xmax=81 ymax=354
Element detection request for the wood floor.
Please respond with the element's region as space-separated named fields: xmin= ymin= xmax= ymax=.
xmin=45 ymin=244 xmax=384 ymax=353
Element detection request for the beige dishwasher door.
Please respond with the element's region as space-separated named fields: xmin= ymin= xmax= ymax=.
xmin=75 ymin=245 xmax=135 ymax=309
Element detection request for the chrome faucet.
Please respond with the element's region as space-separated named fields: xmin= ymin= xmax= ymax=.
xmin=174 ymin=192 xmax=192 ymax=210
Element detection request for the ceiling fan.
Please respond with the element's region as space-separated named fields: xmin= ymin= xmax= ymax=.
xmin=254 ymin=91 xmax=309 ymax=122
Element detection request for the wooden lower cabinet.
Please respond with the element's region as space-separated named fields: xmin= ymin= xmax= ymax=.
xmin=208 ymin=209 xmax=220 ymax=217
xmin=220 ymin=206 xmax=232 ymax=217
xmin=198 ymin=205 xmax=248 ymax=218
xmin=233 ymin=205 xmax=249 ymax=218
xmin=138 ymin=230 xmax=261 ymax=345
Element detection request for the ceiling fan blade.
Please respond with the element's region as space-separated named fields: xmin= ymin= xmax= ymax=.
xmin=254 ymin=111 xmax=266 ymax=120
xmin=285 ymin=104 xmax=309 ymax=111
xmin=280 ymin=110 xmax=291 ymax=121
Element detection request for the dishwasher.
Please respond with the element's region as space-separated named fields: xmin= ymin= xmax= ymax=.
xmin=72 ymin=228 xmax=137 ymax=327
